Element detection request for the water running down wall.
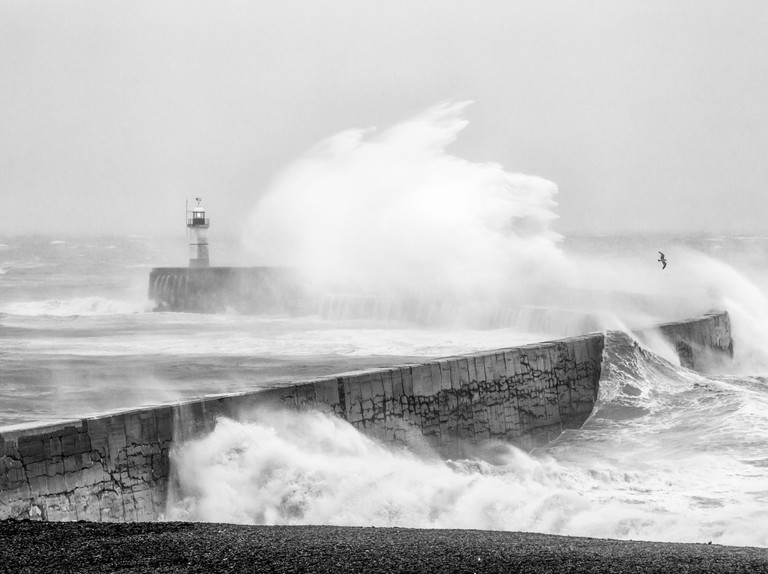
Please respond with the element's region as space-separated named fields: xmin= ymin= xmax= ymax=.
xmin=0 ymin=312 xmax=732 ymax=522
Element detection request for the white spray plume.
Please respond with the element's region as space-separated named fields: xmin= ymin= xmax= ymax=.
xmin=242 ymin=102 xmax=768 ymax=367
xmin=243 ymin=102 xmax=570 ymax=303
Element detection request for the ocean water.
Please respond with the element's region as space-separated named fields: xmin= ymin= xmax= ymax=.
xmin=0 ymin=234 xmax=579 ymax=428
xmin=4 ymin=104 xmax=768 ymax=545
xmin=2 ymin=233 xmax=768 ymax=547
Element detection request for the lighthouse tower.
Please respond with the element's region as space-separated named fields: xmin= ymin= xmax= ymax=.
xmin=187 ymin=197 xmax=210 ymax=268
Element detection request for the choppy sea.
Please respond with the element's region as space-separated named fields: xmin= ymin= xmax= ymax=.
xmin=2 ymin=233 xmax=768 ymax=546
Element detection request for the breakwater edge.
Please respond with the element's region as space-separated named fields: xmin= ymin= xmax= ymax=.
xmin=0 ymin=312 xmax=732 ymax=524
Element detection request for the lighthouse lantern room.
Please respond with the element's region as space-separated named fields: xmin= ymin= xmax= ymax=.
xmin=187 ymin=197 xmax=210 ymax=268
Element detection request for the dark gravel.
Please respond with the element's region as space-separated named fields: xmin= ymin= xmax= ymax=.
xmin=2 ymin=520 xmax=768 ymax=573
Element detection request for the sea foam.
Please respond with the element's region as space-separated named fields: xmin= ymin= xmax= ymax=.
xmin=0 ymin=297 xmax=148 ymax=317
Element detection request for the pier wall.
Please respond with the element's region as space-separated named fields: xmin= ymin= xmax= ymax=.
xmin=638 ymin=312 xmax=733 ymax=371
xmin=0 ymin=312 xmax=732 ymax=522
xmin=149 ymin=267 xmax=304 ymax=313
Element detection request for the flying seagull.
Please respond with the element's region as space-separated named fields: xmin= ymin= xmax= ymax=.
xmin=658 ymin=251 xmax=667 ymax=270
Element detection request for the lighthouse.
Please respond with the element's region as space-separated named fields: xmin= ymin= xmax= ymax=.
xmin=187 ymin=197 xmax=210 ymax=268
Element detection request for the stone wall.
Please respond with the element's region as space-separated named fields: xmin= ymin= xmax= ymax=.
xmin=149 ymin=267 xmax=304 ymax=313
xmin=0 ymin=312 xmax=732 ymax=522
xmin=0 ymin=410 xmax=173 ymax=522
xmin=253 ymin=334 xmax=605 ymax=457
xmin=635 ymin=311 xmax=733 ymax=371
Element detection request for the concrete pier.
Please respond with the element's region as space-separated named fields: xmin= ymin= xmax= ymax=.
xmin=0 ymin=312 xmax=733 ymax=522
xmin=148 ymin=267 xmax=304 ymax=313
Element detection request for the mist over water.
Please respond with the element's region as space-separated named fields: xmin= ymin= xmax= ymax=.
xmin=242 ymin=103 xmax=768 ymax=368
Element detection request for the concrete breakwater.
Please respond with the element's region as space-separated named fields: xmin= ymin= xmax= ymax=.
xmin=149 ymin=267 xmax=304 ymax=313
xmin=648 ymin=312 xmax=733 ymax=371
xmin=0 ymin=312 xmax=732 ymax=522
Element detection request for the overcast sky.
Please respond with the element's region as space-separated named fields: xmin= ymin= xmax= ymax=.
xmin=2 ymin=0 xmax=767 ymax=237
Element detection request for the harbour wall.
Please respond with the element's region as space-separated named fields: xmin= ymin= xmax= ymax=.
xmin=640 ymin=312 xmax=733 ymax=371
xmin=149 ymin=267 xmax=304 ymax=313
xmin=0 ymin=312 xmax=732 ymax=522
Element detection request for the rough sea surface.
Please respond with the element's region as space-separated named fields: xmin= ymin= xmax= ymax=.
xmin=2 ymin=233 xmax=768 ymax=547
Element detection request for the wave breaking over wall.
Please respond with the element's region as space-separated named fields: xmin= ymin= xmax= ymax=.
xmin=0 ymin=312 xmax=732 ymax=522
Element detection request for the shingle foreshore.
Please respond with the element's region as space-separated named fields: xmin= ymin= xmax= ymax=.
xmin=2 ymin=521 xmax=768 ymax=574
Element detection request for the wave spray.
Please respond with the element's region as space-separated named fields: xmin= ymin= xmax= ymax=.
xmin=195 ymin=104 xmax=768 ymax=547
xmin=242 ymin=103 xmax=768 ymax=365
xmin=242 ymin=102 xmax=571 ymax=313
xmin=168 ymin=389 xmax=768 ymax=547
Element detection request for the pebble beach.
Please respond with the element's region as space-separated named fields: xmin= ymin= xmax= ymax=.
xmin=2 ymin=521 xmax=768 ymax=573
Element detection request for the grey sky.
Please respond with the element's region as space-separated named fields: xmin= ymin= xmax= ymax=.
xmin=2 ymin=0 xmax=767 ymax=237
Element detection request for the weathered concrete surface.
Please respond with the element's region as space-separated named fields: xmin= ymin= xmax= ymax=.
xmin=0 ymin=410 xmax=173 ymax=522
xmin=149 ymin=267 xmax=304 ymax=313
xmin=0 ymin=312 xmax=732 ymax=522
xmin=635 ymin=311 xmax=733 ymax=371
xmin=250 ymin=333 xmax=605 ymax=458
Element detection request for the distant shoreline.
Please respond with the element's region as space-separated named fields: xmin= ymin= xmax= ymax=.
xmin=2 ymin=521 xmax=767 ymax=574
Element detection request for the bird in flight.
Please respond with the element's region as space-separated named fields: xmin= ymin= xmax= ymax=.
xmin=658 ymin=251 xmax=667 ymax=269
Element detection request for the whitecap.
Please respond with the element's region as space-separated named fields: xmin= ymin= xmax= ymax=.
xmin=0 ymin=297 xmax=147 ymax=317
